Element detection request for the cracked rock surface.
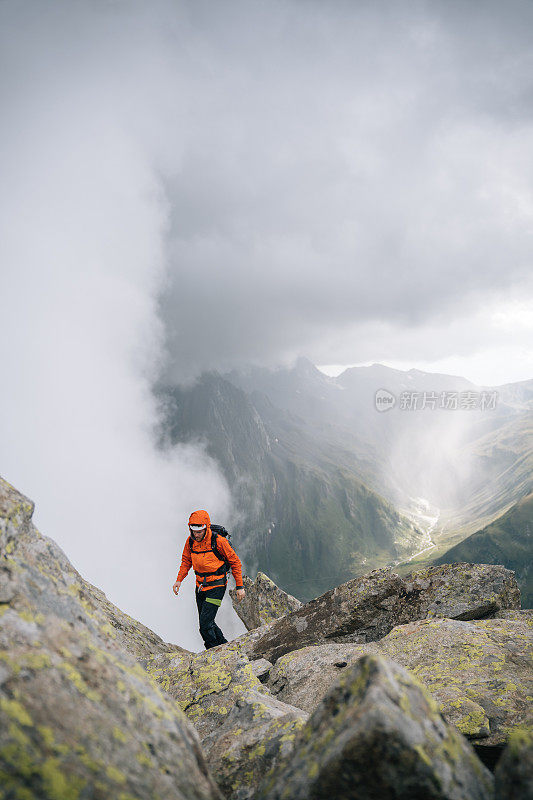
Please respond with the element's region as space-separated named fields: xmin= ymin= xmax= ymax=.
xmin=0 ymin=475 xmax=221 ymax=800
xmin=2 ymin=472 xmax=529 ymax=800
xmin=264 ymin=615 xmax=533 ymax=748
xmin=256 ymin=653 xmax=495 ymax=800
xmin=229 ymin=572 xmax=301 ymax=631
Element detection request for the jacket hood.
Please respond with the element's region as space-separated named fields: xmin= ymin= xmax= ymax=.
xmin=188 ymin=509 xmax=211 ymax=536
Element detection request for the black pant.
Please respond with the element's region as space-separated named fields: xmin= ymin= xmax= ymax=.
xmin=195 ymin=584 xmax=228 ymax=649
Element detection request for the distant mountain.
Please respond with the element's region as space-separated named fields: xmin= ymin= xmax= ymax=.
xmin=155 ymin=358 xmax=532 ymax=599
xmin=155 ymin=370 xmax=425 ymax=600
xmin=225 ymin=357 xmax=532 ymax=529
xmin=433 ymin=492 xmax=533 ymax=607
xmin=434 ymin=412 xmax=533 ymax=538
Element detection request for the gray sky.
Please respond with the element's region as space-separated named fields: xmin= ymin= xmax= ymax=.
xmin=158 ymin=0 xmax=533 ymax=385
xmin=1 ymin=0 xmax=532 ymax=646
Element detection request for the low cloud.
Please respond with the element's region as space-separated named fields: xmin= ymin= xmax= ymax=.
xmin=1 ymin=0 xmax=531 ymax=649
xmin=0 ymin=0 xmax=238 ymax=648
xmin=158 ymin=0 xmax=533 ymax=383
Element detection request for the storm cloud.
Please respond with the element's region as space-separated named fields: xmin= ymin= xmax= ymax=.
xmin=1 ymin=0 xmax=532 ymax=646
xmin=157 ymin=0 xmax=533 ymax=382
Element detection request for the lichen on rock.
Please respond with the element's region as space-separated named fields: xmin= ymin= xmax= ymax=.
xmin=0 ymin=475 xmax=221 ymax=800
xmin=229 ymin=572 xmax=301 ymax=631
xmin=256 ymin=654 xmax=494 ymax=800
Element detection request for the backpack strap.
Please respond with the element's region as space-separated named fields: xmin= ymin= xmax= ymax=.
xmin=191 ymin=529 xmax=231 ymax=588
xmin=210 ymin=531 xmax=228 ymax=565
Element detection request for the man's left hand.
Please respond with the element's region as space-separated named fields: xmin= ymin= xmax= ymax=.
xmin=235 ymin=588 xmax=245 ymax=603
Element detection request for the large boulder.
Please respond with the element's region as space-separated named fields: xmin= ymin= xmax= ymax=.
xmin=147 ymin=643 xmax=307 ymax=800
xmin=494 ymin=725 xmax=533 ymax=799
xmin=229 ymin=572 xmax=301 ymax=631
xmin=148 ymin=645 xmax=272 ymax=740
xmin=495 ymin=609 xmax=533 ymax=621
xmin=267 ymin=641 xmax=373 ymax=711
xmin=245 ymin=568 xmax=405 ymax=663
xmin=246 ymin=564 xmax=520 ymax=663
xmin=266 ymin=615 xmax=533 ymax=747
xmin=256 ymin=654 xmax=494 ymax=800
xmin=402 ymin=563 xmax=521 ymax=621
xmin=375 ymin=617 xmax=533 ymax=748
xmin=0 ymin=475 xmax=185 ymax=664
xmin=0 ymin=605 xmax=221 ymax=800
xmin=203 ymin=689 xmax=307 ymax=800
xmin=0 ymin=476 xmax=221 ymax=799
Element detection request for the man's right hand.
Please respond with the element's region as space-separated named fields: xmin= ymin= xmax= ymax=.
xmin=172 ymin=581 xmax=181 ymax=595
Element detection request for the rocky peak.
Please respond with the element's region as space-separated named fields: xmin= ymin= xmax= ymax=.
xmin=1 ymin=474 xmax=531 ymax=799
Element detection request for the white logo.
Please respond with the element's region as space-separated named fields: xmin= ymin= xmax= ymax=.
xmin=375 ymin=389 xmax=396 ymax=412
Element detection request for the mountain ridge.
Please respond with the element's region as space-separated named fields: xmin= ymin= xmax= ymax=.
xmin=155 ymin=358 xmax=532 ymax=600
xmin=1 ymin=473 xmax=531 ymax=799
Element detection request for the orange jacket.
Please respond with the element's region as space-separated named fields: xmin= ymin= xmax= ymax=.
xmin=176 ymin=509 xmax=243 ymax=591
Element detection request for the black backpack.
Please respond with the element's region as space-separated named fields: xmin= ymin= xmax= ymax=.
xmin=189 ymin=524 xmax=234 ymax=586
xmin=209 ymin=523 xmax=233 ymax=565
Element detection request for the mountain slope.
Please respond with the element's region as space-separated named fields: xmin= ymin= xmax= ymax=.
xmin=433 ymin=492 xmax=533 ymax=607
xmin=155 ymin=359 xmax=532 ymax=600
xmin=224 ymin=358 xmax=533 ymax=555
xmin=155 ymin=371 xmax=425 ymax=600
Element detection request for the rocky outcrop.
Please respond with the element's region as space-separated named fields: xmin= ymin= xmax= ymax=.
xmin=495 ymin=609 xmax=533 ymax=621
xmin=0 ymin=476 xmax=221 ymax=799
xmin=377 ymin=617 xmax=532 ymax=748
xmin=494 ymin=726 xmax=533 ymax=799
xmin=229 ymin=572 xmax=301 ymax=631
xmin=0 ymin=475 xmax=185 ymax=664
xmin=145 ymin=642 xmax=307 ymax=799
xmin=0 ymin=603 xmax=221 ymax=800
xmin=256 ymin=654 xmax=494 ymax=800
xmin=2 ymin=472 xmax=530 ymax=800
xmin=242 ymin=563 xmax=520 ymax=663
xmin=402 ymin=563 xmax=521 ymax=620
xmin=148 ymin=647 xmax=265 ymax=740
xmin=202 ymin=689 xmax=307 ymax=800
xmin=265 ymin=615 xmax=533 ymax=747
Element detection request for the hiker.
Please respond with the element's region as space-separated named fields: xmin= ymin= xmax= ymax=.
xmin=173 ymin=509 xmax=245 ymax=649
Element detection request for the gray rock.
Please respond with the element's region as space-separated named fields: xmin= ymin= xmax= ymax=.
xmin=375 ymin=617 xmax=533 ymax=748
xmin=266 ymin=641 xmax=372 ymax=711
xmin=247 ymin=563 xmax=520 ymax=663
xmin=0 ymin=475 xmax=221 ymax=799
xmin=250 ymin=657 xmax=273 ymax=683
xmin=402 ymin=563 xmax=521 ymax=621
xmin=1 ymin=473 xmax=527 ymax=799
xmin=495 ymin=726 xmax=533 ymax=799
xmin=247 ymin=568 xmax=405 ymax=662
xmin=0 ymin=475 xmax=187 ymax=664
xmin=257 ymin=654 xmax=494 ymax=800
xmin=150 ymin=645 xmax=272 ymax=741
xmin=229 ymin=572 xmax=301 ymax=631
xmin=148 ymin=644 xmax=307 ymax=800
xmin=494 ymin=609 xmax=533 ymax=621
xmin=203 ymin=688 xmax=307 ymax=800
xmin=267 ymin=615 xmax=533 ymax=747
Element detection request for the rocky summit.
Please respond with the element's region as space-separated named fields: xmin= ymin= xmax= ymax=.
xmin=1 ymin=473 xmax=532 ymax=799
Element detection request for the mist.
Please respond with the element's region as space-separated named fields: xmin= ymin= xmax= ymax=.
xmin=1 ymin=0 xmax=531 ymax=647
xmin=158 ymin=0 xmax=533 ymax=383
xmin=0 ymin=0 xmax=247 ymax=649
